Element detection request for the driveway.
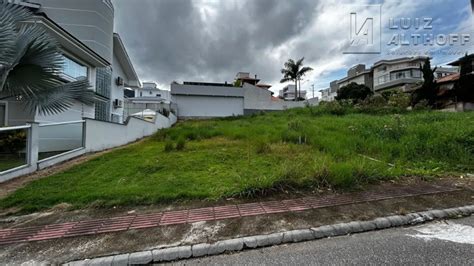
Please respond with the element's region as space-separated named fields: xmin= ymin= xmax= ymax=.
xmin=176 ymin=216 xmax=474 ymax=265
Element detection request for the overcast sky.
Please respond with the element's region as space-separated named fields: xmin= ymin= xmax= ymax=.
xmin=113 ymin=0 xmax=473 ymax=97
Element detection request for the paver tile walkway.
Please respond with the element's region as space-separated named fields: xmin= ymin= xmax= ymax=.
xmin=0 ymin=184 xmax=460 ymax=245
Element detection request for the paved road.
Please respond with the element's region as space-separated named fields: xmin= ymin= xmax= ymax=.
xmin=173 ymin=216 xmax=474 ymax=265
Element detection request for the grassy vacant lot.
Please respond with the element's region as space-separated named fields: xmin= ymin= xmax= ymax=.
xmin=1 ymin=107 xmax=473 ymax=212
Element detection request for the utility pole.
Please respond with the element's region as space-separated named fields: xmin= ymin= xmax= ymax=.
xmin=311 ymin=84 xmax=315 ymax=99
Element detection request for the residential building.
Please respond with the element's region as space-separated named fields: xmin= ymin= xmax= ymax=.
xmin=111 ymin=33 xmax=141 ymax=123
xmin=21 ymin=0 xmax=114 ymax=62
xmin=125 ymin=82 xmax=174 ymax=120
xmin=372 ymin=56 xmax=427 ymax=92
xmin=235 ymin=72 xmax=260 ymax=86
xmin=133 ymin=82 xmax=171 ymax=102
xmin=337 ymin=64 xmax=373 ymax=90
xmin=6 ymin=0 xmax=140 ymax=125
xmin=434 ymin=66 xmax=459 ymax=79
xmin=2 ymin=6 xmax=109 ymax=126
xmin=318 ymin=80 xmax=338 ymax=102
xmin=279 ymin=85 xmax=307 ymax=101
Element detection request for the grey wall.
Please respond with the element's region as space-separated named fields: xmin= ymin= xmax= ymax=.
xmin=174 ymin=95 xmax=244 ymax=118
xmin=31 ymin=0 xmax=114 ymax=62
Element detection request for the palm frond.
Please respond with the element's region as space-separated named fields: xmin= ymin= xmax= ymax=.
xmin=298 ymin=66 xmax=313 ymax=77
xmin=23 ymin=79 xmax=98 ymax=115
xmin=1 ymin=2 xmax=99 ymax=115
xmin=280 ymin=77 xmax=292 ymax=83
xmin=295 ymin=57 xmax=305 ymax=68
xmin=0 ymin=1 xmax=34 ymax=66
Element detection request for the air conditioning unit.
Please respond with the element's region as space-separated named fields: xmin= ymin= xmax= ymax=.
xmin=113 ymin=99 xmax=123 ymax=108
xmin=116 ymin=76 xmax=124 ymax=86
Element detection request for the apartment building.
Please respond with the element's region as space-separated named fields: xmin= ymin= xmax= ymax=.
xmin=372 ymin=56 xmax=427 ymax=92
xmin=434 ymin=67 xmax=459 ymax=79
xmin=337 ymin=64 xmax=373 ymax=90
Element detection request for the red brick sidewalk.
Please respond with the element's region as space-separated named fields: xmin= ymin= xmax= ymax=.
xmin=0 ymin=184 xmax=459 ymax=245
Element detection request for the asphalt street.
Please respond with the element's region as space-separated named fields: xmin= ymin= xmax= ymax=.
xmin=172 ymin=216 xmax=474 ymax=265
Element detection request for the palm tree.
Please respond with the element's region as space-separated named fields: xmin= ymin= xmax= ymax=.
xmin=280 ymin=58 xmax=313 ymax=101
xmin=0 ymin=1 xmax=98 ymax=115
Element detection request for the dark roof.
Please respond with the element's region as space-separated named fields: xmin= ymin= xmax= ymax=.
xmin=436 ymin=73 xmax=460 ymax=83
xmin=183 ymin=81 xmax=234 ymax=87
xmin=448 ymin=54 xmax=474 ymax=66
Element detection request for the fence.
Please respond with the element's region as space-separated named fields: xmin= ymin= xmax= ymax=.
xmin=0 ymin=112 xmax=177 ymax=183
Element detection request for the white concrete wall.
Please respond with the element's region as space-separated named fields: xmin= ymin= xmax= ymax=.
xmin=174 ymin=95 xmax=244 ymax=118
xmin=84 ymin=113 xmax=177 ymax=152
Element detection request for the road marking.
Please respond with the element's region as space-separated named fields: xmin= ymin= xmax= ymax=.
xmin=408 ymin=221 xmax=474 ymax=245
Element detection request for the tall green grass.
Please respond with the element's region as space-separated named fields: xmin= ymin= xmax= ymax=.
xmin=1 ymin=107 xmax=472 ymax=213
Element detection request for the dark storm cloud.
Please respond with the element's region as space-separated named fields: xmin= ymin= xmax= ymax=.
xmin=113 ymin=0 xmax=319 ymax=88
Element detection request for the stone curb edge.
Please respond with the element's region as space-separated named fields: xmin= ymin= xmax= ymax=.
xmin=66 ymin=205 xmax=474 ymax=265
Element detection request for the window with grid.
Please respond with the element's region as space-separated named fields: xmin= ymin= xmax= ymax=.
xmin=96 ymin=67 xmax=112 ymax=98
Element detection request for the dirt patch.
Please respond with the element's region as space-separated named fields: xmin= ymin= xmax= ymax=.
xmin=0 ymin=188 xmax=472 ymax=264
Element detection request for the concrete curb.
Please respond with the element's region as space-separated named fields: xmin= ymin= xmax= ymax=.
xmin=65 ymin=205 xmax=474 ymax=265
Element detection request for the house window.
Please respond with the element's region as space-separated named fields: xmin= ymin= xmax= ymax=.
xmin=95 ymin=67 xmax=111 ymax=121
xmin=62 ymin=55 xmax=88 ymax=80
xmin=156 ymin=94 xmax=161 ymax=97
xmin=96 ymin=67 xmax=112 ymax=98
xmin=95 ymin=101 xmax=110 ymax=122
xmin=140 ymin=92 xmax=143 ymax=97
xmin=149 ymin=91 xmax=152 ymax=95
xmin=412 ymin=69 xmax=422 ymax=78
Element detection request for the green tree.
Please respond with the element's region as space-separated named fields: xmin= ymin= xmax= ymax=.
xmin=233 ymin=79 xmax=242 ymax=87
xmin=454 ymin=53 xmax=474 ymax=102
xmin=411 ymin=58 xmax=437 ymax=107
xmin=0 ymin=1 xmax=98 ymax=115
xmin=280 ymin=57 xmax=313 ymax=101
xmin=335 ymin=82 xmax=372 ymax=102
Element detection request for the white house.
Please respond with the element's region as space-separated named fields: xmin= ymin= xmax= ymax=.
xmin=337 ymin=64 xmax=373 ymax=90
xmin=133 ymin=82 xmax=172 ymax=103
xmin=279 ymin=85 xmax=307 ymax=101
xmin=2 ymin=8 xmax=110 ymax=126
xmin=111 ymin=33 xmax=141 ymax=123
xmin=372 ymin=56 xmax=427 ymax=92
xmin=4 ymin=0 xmax=140 ymax=125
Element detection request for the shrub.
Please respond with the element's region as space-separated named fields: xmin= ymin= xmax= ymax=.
xmin=413 ymin=99 xmax=431 ymax=111
xmin=336 ymin=82 xmax=373 ymax=102
xmin=0 ymin=130 xmax=27 ymax=155
xmin=387 ymin=91 xmax=410 ymax=109
xmin=164 ymin=141 xmax=174 ymax=152
xmin=176 ymin=138 xmax=186 ymax=151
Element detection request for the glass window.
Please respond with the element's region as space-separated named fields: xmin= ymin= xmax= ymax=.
xmin=62 ymin=55 xmax=88 ymax=80
xmin=96 ymin=67 xmax=112 ymax=98
xmin=412 ymin=69 xmax=422 ymax=78
xmin=95 ymin=101 xmax=110 ymax=122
